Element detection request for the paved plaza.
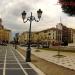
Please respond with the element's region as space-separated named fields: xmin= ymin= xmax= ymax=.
xmin=32 ymin=48 xmax=75 ymax=70
xmin=0 ymin=45 xmax=41 ymax=75
xmin=19 ymin=46 xmax=75 ymax=71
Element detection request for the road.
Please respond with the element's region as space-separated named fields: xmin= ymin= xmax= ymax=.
xmin=0 ymin=45 xmax=38 ymax=75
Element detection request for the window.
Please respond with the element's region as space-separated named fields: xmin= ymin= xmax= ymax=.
xmin=48 ymin=33 xmax=51 ymax=35
xmin=53 ymin=37 xmax=54 ymax=39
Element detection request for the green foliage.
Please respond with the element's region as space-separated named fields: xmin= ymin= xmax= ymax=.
xmin=59 ymin=0 xmax=75 ymax=16
xmin=60 ymin=0 xmax=75 ymax=2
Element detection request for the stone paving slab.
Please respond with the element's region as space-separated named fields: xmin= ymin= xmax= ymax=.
xmin=6 ymin=64 xmax=20 ymax=68
xmin=19 ymin=60 xmax=26 ymax=63
xmin=31 ymin=54 xmax=75 ymax=75
xmin=6 ymin=69 xmax=25 ymax=75
xmin=0 ymin=64 xmax=4 ymax=68
xmin=0 ymin=61 xmax=4 ymax=63
xmin=21 ymin=64 xmax=32 ymax=68
xmin=32 ymin=48 xmax=75 ymax=70
xmin=0 ymin=69 xmax=3 ymax=75
xmin=25 ymin=69 xmax=38 ymax=75
xmin=6 ymin=61 xmax=17 ymax=63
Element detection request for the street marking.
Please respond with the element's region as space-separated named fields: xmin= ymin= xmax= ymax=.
xmin=5 ymin=68 xmax=22 ymax=69
xmin=17 ymin=46 xmax=45 ymax=75
xmin=6 ymin=60 xmax=17 ymax=61
xmin=3 ymin=47 xmax=7 ymax=75
xmin=10 ymin=47 xmax=28 ymax=75
xmin=5 ymin=68 xmax=32 ymax=69
xmin=16 ymin=50 xmax=25 ymax=60
xmin=24 ymin=68 xmax=32 ymax=69
xmin=6 ymin=60 xmax=16 ymax=61
xmin=6 ymin=63 xmax=22 ymax=64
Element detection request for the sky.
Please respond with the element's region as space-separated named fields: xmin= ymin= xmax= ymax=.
xmin=0 ymin=0 xmax=75 ymax=36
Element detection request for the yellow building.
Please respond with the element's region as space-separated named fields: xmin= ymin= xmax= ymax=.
xmin=37 ymin=28 xmax=62 ymax=46
xmin=31 ymin=32 xmax=39 ymax=43
xmin=18 ymin=27 xmax=62 ymax=47
xmin=0 ymin=18 xmax=11 ymax=43
xmin=18 ymin=32 xmax=28 ymax=44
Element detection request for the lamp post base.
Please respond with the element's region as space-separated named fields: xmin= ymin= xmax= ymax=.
xmin=26 ymin=48 xmax=31 ymax=62
xmin=15 ymin=45 xmax=17 ymax=49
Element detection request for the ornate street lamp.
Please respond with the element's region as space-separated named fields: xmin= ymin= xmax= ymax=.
xmin=21 ymin=9 xmax=43 ymax=62
xmin=37 ymin=9 xmax=42 ymax=20
xmin=22 ymin=11 xmax=27 ymax=22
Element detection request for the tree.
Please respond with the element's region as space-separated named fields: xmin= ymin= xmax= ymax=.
xmin=59 ymin=0 xmax=75 ymax=16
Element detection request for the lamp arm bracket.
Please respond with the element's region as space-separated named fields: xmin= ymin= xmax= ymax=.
xmin=23 ymin=18 xmax=29 ymax=23
xmin=34 ymin=17 xmax=40 ymax=22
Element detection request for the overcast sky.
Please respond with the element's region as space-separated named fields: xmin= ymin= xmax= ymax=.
xmin=0 ymin=0 xmax=75 ymax=35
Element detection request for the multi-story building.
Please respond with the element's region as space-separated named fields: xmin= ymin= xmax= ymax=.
xmin=56 ymin=23 xmax=69 ymax=45
xmin=0 ymin=18 xmax=11 ymax=43
xmin=18 ymin=23 xmax=74 ymax=46
xmin=68 ymin=28 xmax=73 ymax=43
xmin=72 ymin=29 xmax=75 ymax=43
xmin=31 ymin=32 xmax=39 ymax=44
xmin=56 ymin=23 xmax=74 ymax=44
xmin=39 ymin=28 xmax=62 ymax=46
xmin=18 ymin=32 xmax=39 ymax=44
xmin=18 ymin=32 xmax=28 ymax=44
xmin=18 ymin=27 xmax=62 ymax=47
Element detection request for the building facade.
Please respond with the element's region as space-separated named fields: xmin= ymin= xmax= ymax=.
xmin=68 ymin=28 xmax=73 ymax=43
xmin=39 ymin=28 xmax=62 ymax=46
xmin=18 ymin=32 xmax=28 ymax=44
xmin=56 ymin=23 xmax=74 ymax=46
xmin=72 ymin=29 xmax=75 ymax=43
xmin=56 ymin=23 xmax=71 ymax=45
xmin=18 ymin=23 xmax=75 ymax=46
xmin=0 ymin=18 xmax=11 ymax=43
xmin=18 ymin=27 xmax=62 ymax=47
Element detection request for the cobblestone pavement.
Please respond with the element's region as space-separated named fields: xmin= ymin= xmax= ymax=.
xmin=0 ymin=45 xmax=38 ymax=75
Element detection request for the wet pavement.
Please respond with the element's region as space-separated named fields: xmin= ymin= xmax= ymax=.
xmin=0 ymin=45 xmax=38 ymax=75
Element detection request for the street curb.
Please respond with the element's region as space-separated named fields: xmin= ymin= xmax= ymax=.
xmin=16 ymin=48 xmax=45 ymax=75
xmin=28 ymin=63 xmax=45 ymax=75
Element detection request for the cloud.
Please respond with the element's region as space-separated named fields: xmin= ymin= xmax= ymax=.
xmin=0 ymin=0 xmax=75 ymax=37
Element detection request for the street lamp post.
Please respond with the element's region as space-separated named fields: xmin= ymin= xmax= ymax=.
xmin=14 ymin=37 xmax=17 ymax=49
xmin=21 ymin=9 xmax=43 ymax=62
